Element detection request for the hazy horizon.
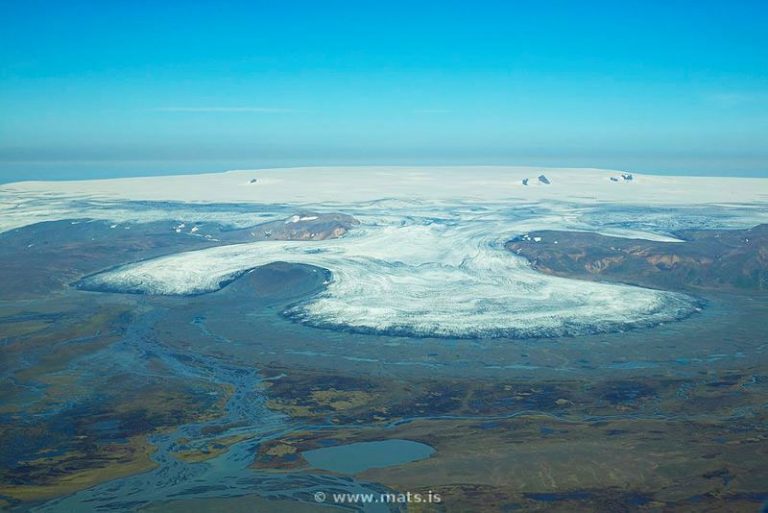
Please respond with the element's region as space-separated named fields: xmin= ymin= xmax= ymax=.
xmin=1 ymin=156 xmax=767 ymax=185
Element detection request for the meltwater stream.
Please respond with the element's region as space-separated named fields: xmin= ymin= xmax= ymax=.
xmin=30 ymin=308 xmax=400 ymax=513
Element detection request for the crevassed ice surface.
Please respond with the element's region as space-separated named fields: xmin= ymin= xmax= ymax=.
xmin=80 ymin=212 xmax=699 ymax=338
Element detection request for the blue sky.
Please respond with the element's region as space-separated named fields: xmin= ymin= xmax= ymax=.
xmin=1 ymin=0 xmax=767 ymax=181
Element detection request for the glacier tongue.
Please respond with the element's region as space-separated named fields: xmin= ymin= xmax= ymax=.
xmin=79 ymin=213 xmax=700 ymax=339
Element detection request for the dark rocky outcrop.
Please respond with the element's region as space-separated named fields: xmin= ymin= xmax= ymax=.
xmin=231 ymin=212 xmax=359 ymax=241
xmin=506 ymin=224 xmax=768 ymax=291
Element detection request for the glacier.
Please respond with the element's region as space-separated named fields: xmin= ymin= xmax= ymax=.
xmin=6 ymin=166 xmax=767 ymax=339
xmin=78 ymin=210 xmax=700 ymax=339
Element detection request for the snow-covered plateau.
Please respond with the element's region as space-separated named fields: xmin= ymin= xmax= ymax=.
xmin=4 ymin=166 xmax=767 ymax=338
